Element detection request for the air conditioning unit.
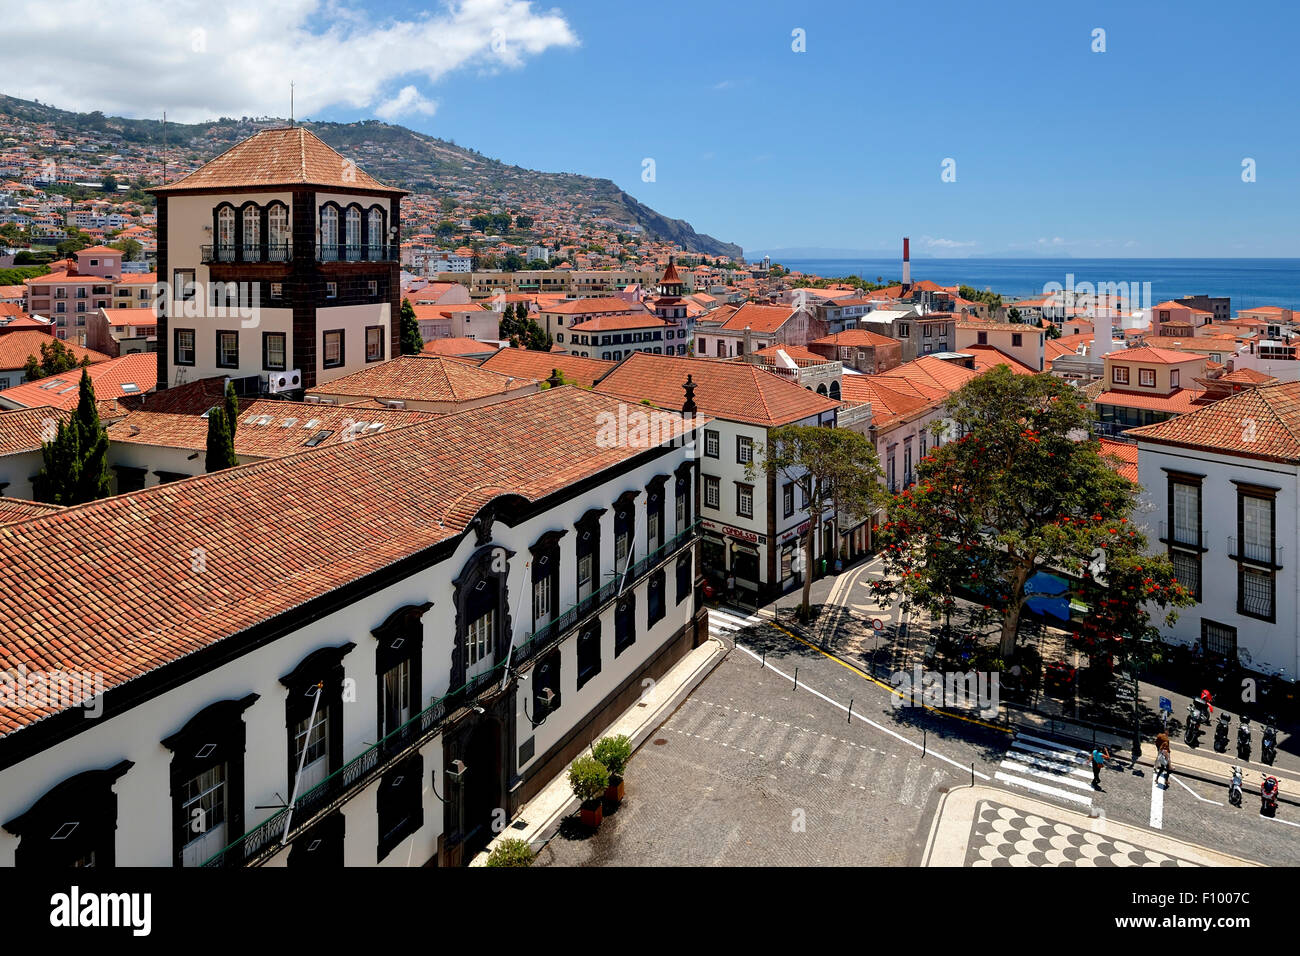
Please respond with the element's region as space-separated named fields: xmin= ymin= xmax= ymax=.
xmin=303 ymin=395 xmax=321 ymax=404
xmin=384 ymin=400 xmax=406 ymax=409
xmin=266 ymin=369 xmax=302 ymax=394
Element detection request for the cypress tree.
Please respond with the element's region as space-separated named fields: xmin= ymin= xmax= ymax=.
xmin=33 ymin=368 xmax=111 ymax=505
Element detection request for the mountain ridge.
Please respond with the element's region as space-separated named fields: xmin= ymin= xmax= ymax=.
xmin=0 ymin=94 xmax=743 ymax=259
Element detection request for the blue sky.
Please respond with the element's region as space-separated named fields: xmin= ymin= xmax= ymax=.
xmin=16 ymin=0 xmax=1300 ymax=257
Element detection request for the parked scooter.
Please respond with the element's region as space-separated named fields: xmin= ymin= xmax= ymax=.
xmin=1261 ymin=774 xmax=1280 ymax=816
xmin=1229 ymin=765 xmax=1243 ymax=807
xmin=1262 ymin=722 xmax=1278 ymax=766
xmin=1238 ymin=715 xmax=1252 ymax=761
xmin=1214 ymin=712 xmax=1231 ymax=753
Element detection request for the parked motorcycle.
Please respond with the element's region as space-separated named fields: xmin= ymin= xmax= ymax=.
xmin=1261 ymin=774 xmax=1280 ymax=816
xmin=1184 ymin=701 xmax=1203 ymax=747
xmin=1262 ymin=722 xmax=1277 ymax=766
xmin=1238 ymin=715 xmax=1252 ymax=761
xmin=1229 ymin=765 xmax=1243 ymax=807
xmin=1214 ymin=712 xmax=1231 ymax=753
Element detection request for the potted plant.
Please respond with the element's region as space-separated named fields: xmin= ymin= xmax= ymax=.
xmin=568 ymin=755 xmax=609 ymax=828
xmin=485 ymin=837 xmax=534 ymax=867
xmin=592 ymin=734 xmax=631 ymax=802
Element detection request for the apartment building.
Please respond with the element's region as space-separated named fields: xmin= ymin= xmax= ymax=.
xmin=567 ymin=313 xmax=672 ymax=361
xmin=861 ymin=311 xmax=954 ymax=362
xmin=149 ymin=126 xmax=405 ymax=393
xmin=594 ymin=353 xmax=841 ymax=605
xmin=1130 ymin=383 xmax=1300 ymax=678
xmin=955 ymin=321 xmax=1044 ymax=371
xmin=808 ymin=329 xmax=903 ymax=374
xmin=0 ymin=386 xmax=707 ymax=867
xmin=694 ymin=302 xmax=827 ymax=359
xmin=1092 ymin=346 xmax=1209 ymax=434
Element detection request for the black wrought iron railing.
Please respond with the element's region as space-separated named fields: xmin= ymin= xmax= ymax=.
xmin=513 ymin=519 xmax=699 ymax=669
xmin=202 ymin=519 xmax=699 ymax=867
xmin=317 ymin=243 xmax=398 ymax=263
xmin=201 ymin=242 xmax=293 ymax=264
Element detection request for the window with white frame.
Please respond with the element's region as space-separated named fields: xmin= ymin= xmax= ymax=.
xmin=242 ymin=205 xmax=260 ymax=260
xmin=292 ymin=708 xmax=330 ymax=791
xmin=704 ymin=475 xmax=720 ymax=509
xmin=179 ymin=764 xmax=227 ymax=867
xmin=467 ymin=609 xmax=494 ymax=669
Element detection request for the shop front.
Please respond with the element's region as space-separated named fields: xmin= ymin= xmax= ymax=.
xmin=700 ymin=519 xmax=768 ymax=607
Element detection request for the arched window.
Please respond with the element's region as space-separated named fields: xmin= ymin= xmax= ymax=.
xmin=241 ymin=205 xmax=260 ymax=261
xmin=319 ymin=205 xmax=338 ymax=261
xmin=368 ymin=207 xmax=384 ymax=259
xmin=267 ymin=204 xmax=289 ymax=260
xmin=830 ymin=380 xmax=841 ymax=400
xmin=216 ymin=206 xmax=234 ymax=261
xmin=345 ymin=207 xmax=361 ymax=259
xmin=817 ymin=383 xmax=828 ymax=396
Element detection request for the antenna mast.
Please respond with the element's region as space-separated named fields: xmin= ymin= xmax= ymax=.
xmin=161 ymin=110 xmax=167 ymax=183
xmin=290 ymin=82 xmax=295 ymax=127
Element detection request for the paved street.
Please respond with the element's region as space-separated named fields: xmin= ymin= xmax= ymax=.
xmin=538 ymin=560 xmax=1300 ymax=867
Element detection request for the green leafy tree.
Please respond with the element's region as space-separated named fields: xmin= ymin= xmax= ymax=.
xmin=101 ymin=174 xmax=118 ymax=192
xmin=514 ymin=215 xmax=533 ymax=229
xmin=502 ymin=252 xmax=524 ymax=271
xmin=1007 ymin=307 xmax=1023 ymax=323
xmin=400 ymin=298 xmax=423 ymax=355
xmin=1045 ymin=323 xmax=1062 ymax=340
xmin=24 ymin=339 xmax=88 ymax=380
xmin=32 ymin=369 xmax=111 ymax=505
xmin=755 ymin=425 xmax=886 ymax=617
xmin=870 ymin=367 xmax=1192 ymax=659
xmin=205 ymin=406 xmax=238 ymax=472
xmin=109 ymin=237 xmax=142 ymax=261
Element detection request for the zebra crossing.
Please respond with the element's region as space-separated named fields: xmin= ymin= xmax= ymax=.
xmin=661 ymin=697 xmax=947 ymax=808
xmin=993 ymin=732 xmax=1096 ymax=808
xmin=707 ymin=607 xmax=766 ymax=641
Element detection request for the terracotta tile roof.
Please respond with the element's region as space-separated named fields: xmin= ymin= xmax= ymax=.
xmin=0 ymin=315 xmax=51 ymax=333
xmin=307 ymin=354 xmax=534 ymax=404
xmin=0 ymin=353 xmax=156 ymax=409
xmin=810 ymin=329 xmax=900 ymax=349
xmin=1219 ymin=367 xmax=1275 ymax=385
xmin=0 ymin=387 xmax=705 ymax=735
xmin=119 ymin=376 xmax=226 ymax=415
xmin=0 ymin=405 xmax=68 ymax=455
xmin=107 ymin=400 xmax=437 ymax=457
xmin=0 ymin=496 xmax=63 ymax=526
xmin=75 ymin=245 xmax=125 ymax=256
xmin=1108 ymin=346 xmax=1206 ymax=365
xmin=149 ymin=127 xmax=405 ymax=195
xmin=420 ymin=336 xmax=499 ymax=359
xmin=113 ymin=272 xmax=158 ymax=285
xmin=962 ymin=344 xmax=1037 ymax=375
xmin=1093 ymin=388 xmax=1208 ymax=414
xmin=877 ymin=355 xmax=981 ymax=394
xmin=569 ymin=313 xmax=668 ymax=332
xmin=1097 ymin=438 xmax=1139 ymax=483
xmin=839 ymin=376 xmax=933 ymax=428
xmin=478 ymin=347 xmax=616 ymax=387
xmin=594 ymin=353 xmax=840 ymax=427
xmin=542 ymin=297 xmax=636 ymax=315
xmin=0 ymin=331 xmax=111 ymax=371
xmin=1129 ymin=382 xmax=1300 ymax=462
xmin=715 ymin=302 xmax=797 ymax=334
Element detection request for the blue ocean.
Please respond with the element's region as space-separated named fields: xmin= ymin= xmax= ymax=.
xmin=770 ymin=258 xmax=1300 ymax=311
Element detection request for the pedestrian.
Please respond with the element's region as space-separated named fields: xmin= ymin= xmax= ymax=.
xmin=1091 ymin=746 xmax=1110 ymax=790
xmin=1154 ymin=733 xmax=1171 ymax=781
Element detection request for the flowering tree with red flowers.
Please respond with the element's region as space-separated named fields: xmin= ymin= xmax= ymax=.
xmin=870 ymin=367 xmax=1191 ymax=661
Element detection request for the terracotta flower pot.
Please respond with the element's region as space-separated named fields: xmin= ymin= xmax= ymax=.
xmin=579 ymin=799 xmax=603 ymax=828
xmin=604 ymin=775 xmax=625 ymax=803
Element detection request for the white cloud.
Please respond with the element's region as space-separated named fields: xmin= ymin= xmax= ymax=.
xmin=6 ymin=0 xmax=578 ymax=123
xmin=375 ymin=85 xmax=438 ymax=120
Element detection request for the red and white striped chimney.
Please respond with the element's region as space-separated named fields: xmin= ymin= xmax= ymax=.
xmin=902 ymin=236 xmax=911 ymax=287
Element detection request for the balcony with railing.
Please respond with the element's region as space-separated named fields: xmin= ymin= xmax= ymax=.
xmin=201 ymin=242 xmax=293 ymax=264
xmin=202 ymin=518 xmax=699 ymax=867
xmin=317 ymin=243 xmax=399 ymax=263
xmin=1158 ymin=522 xmax=1208 ymax=551
xmin=1227 ymin=535 xmax=1282 ymax=567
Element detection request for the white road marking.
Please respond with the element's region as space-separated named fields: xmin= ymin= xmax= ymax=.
xmin=994 ymin=770 xmax=1093 ymax=806
xmin=1262 ymin=815 xmax=1300 ymax=829
xmin=998 ymin=759 xmax=1096 ymax=792
xmin=1003 ymin=748 xmax=1093 ymax=780
xmin=732 ymin=642 xmax=988 ymax=780
xmin=1170 ymin=774 xmax=1223 ymax=807
xmin=1150 ymin=774 xmax=1165 ymax=829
